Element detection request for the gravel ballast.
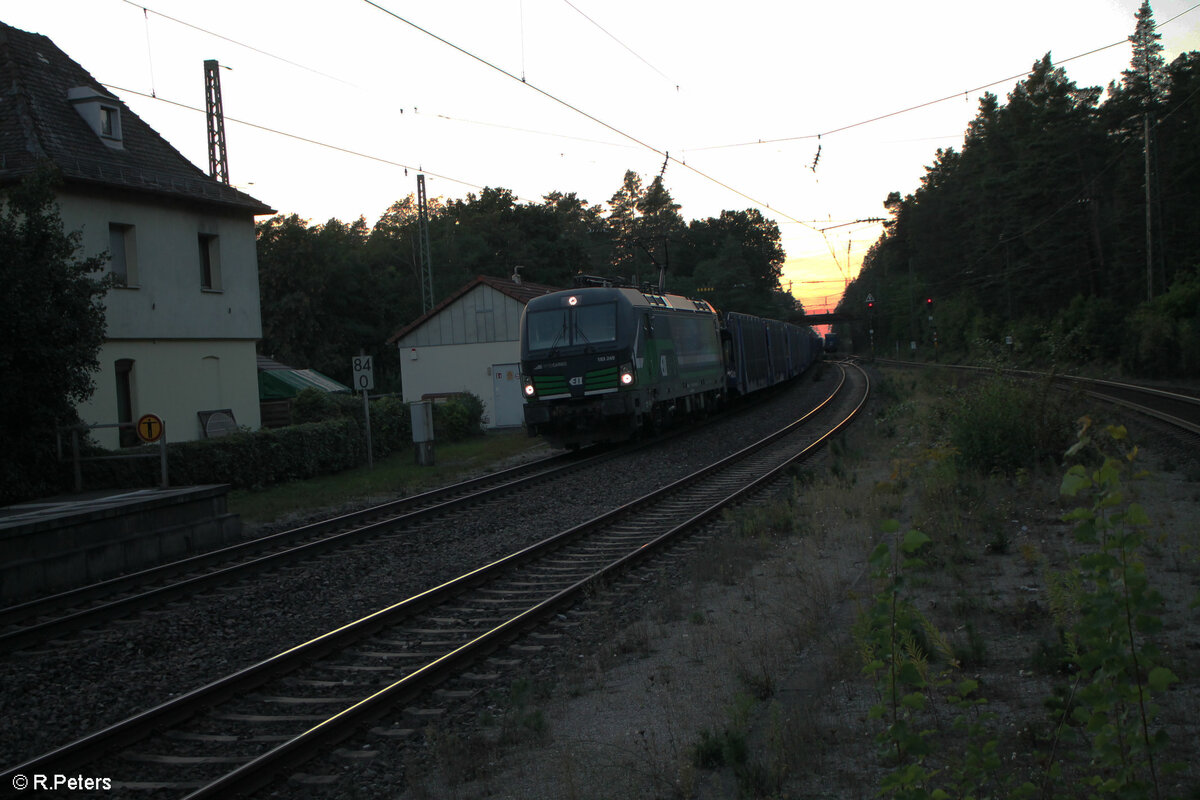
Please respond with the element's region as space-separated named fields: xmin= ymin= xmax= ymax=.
xmin=0 ymin=370 xmax=837 ymax=772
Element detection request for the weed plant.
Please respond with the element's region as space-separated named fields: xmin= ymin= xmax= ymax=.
xmin=856 ymin=414 xmax=1183 ymax=799
xmin=946 ymin=374 xmax=1074 ymax=475
xmin=856 ymin=519 xmax=1014 ymax=799
xmin=1038 ymin=418 xmax=1179 ymax=798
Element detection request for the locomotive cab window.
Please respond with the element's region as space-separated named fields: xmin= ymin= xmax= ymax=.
xmin=573 ymin=303 xmax=617 ymax=345
xmin=526 ymin=303 xmax=617 ymax=350
xmin=527 ymin=309 xmax=568 ymax=351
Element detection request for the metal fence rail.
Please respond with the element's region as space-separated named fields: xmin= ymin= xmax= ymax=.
xmin=56 ymin=421 xmax=168 ymax=492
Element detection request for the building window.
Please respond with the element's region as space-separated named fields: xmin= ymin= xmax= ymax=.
xmin=198 ymin=232 xmax=221 ymax=290
xmin=108 ymin=223 xmax=137 ymax=286
xmin=115 ymin=359 xmax=137 ymax=448
xmin=100 ymin=106 xmax=117 ymax=137
xmin=67 ymin=88 xmax=124 ymax=149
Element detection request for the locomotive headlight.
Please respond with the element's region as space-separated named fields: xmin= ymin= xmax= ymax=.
xmin=523 ymin=377 xmax=536 ymax=397
xmin=619 ymin=364 xmax=635 ymax=386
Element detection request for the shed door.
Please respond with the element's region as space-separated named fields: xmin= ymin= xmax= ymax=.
xmin=492 ymin=363 xmax=523 ymax=427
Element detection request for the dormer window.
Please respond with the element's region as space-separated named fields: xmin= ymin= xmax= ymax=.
xmin=68 ymin=86 xmax=123 ymax=149
xmin=100 ymin=106 xmax=118 ymax=137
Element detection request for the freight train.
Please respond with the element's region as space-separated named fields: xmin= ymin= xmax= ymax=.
xmin=519 ymin=281 xmax=822 ymax=448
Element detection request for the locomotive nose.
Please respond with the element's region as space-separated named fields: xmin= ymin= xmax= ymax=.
xmin=567 ymin=371 xmax=585 ymax=397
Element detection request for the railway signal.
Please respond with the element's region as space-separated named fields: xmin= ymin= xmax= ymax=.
xmin=865 ymin=294 xmax=876 ymax=357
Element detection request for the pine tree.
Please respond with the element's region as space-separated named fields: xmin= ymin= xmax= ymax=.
xmin=606 ymin=170 xmax=684 ymax=285
xmin=1122 ymin=0 xmax=1168 ymax=109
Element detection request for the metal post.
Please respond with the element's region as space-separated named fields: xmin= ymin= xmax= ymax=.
xmin=158 ymin=430 xmax=169 ymax=489
xmin=1144 ymin=112 xmax=1153 ymax=301
xmin=71 ymin=428 xmax=82 ymax=493
xmin=417 ymin=174 xmax=434 ymax=314
xmin=362 ymin=387 xmax=374 ymax=470
xmin=411 ymin=400 xmax=435 ymax=467
xmin=204 ymin=60 xmax=230 ymax=184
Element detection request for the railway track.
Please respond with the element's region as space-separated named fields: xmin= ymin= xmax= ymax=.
xmin=1 ymin=362 xmax=868 ymax=798
xmin=0 ymin=449 xmax=594 ymax=652
xmin=6 ymin=394 xmax=800 ymax=655
xmin=1070 ymin=376 xmax=1200 ymax=435
xmin=2 ymin=372 xmax=825 ymax=654
xmin=873 ymin=358 xmax=1200 ymax=436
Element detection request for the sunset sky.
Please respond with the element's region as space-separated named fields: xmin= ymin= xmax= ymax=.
xmin=4 ymin=0 xmax=1198 ymax=314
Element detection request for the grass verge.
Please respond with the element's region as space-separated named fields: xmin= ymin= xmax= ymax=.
xmin=227 ymin=430 xmax=548 ymax=526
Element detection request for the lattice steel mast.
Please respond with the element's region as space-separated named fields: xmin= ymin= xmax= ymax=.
xmin=417 ymin=174 xmax=434 ymax=313
xmin=204 ymin=59 xmax=229 ymax=184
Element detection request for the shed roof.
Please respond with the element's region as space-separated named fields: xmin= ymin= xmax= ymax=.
xmin=258 ymin=368 xmax=350 ymax=401
xmin=256 ymin=354 xmax=350 ymax=400
xmin=387 ymin=274 xmax=559 ymax=344
xmin=0 ymin=22 xmax=273 ymax=215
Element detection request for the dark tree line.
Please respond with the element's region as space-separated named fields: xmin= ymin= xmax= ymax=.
xmin=257 ymin=170 xmax=795 ymax=389
xmin=839 ymin=2 xmax=1200 ymax=376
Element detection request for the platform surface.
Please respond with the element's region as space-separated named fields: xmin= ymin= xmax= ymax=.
xmin=0 ymin=486 xmax=228 ymax=532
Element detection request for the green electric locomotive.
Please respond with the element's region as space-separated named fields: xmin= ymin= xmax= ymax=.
xmin=520 ymin=285 xmax=726 ymax=448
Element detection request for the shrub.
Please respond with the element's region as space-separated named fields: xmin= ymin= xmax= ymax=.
xmin=291 ymin=387 xmax=356 ymax=424
xmin=370 ymin=394 xmax=413 ymax=458
xmin=66 ymin=391 xmax=488 ymax=495
xmin=1120 ymin=265 xmax=1200 ymax=378
xmin=77 ymin=417 xmax=364 ymax=491
xmin=432 ymin=393 xmax=486 ymax=441
xmin=1050 ymin=294 xmax=1123 ymax=364
xmin=947 ymin=375 xmax=1073 ymax=475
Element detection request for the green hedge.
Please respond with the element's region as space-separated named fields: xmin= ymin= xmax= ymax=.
xmin=68 ymin=391 xmax=484 ymax=495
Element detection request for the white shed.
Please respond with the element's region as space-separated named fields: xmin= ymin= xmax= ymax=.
xmin=388 ymin=275 xmax=558 ymax=428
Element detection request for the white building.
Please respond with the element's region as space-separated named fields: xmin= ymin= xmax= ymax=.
xmin=0 ymin=23 xmax=274 ymax=449
xmin=388 ymin=275 xmax=558 ymax=428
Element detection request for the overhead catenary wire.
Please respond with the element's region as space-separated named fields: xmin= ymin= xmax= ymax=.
xmin=684 ymin=1 xmax=1200 ymax=154
xmin=105 ymin=83 xmax=493 ymax=196
xmin=358 ymin=0 xmax=820 ymax=232
xmin=108 ymin=0 xmax=1198 ymax=284
xmin=120 ymin=0 xmax=357 ymax=87
xmin=116 ymin=0 xmax=1172 ymax=249
xmin=118 ymin=0 xmax=648 ymax=157
xmin=559 ymin=0 xmax=677 ymax=88
xmin=140 ymin=6 xmax=157 ymax=97
xmin=424 ymin=111 xmax=638 ymax=149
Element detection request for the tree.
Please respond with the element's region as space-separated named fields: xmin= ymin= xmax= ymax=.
xmin=1157 ymin=52 xmax=1200 ymax=289
xmin=841 ymin=54 xmax=1114 ymax=357
xmin=0 ymin=166 xmax=111 ymax=503
xmin=257 ymin=213 xmax=407 ymax=389
xmin=677 ymin=209 xmax=786 ymax=317
xmin=1122 ymin=0 xmax=1169 ymax=108
xmin=606 ymin=170 xmax=685 ymax=285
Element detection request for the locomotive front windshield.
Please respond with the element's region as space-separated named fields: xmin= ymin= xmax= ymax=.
xmin=526 ymin=303 xmax=617 ymax=351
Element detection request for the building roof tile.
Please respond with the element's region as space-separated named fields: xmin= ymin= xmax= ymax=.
xmin=0 ymin=21 xmax=273 ymax=215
